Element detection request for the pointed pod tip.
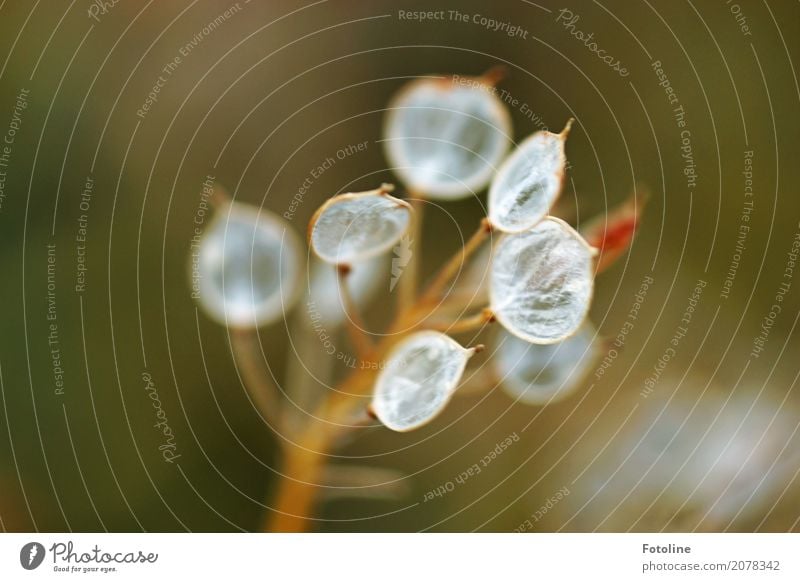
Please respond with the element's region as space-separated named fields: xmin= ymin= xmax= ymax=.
xmin=560 ymin=118 xmax=575 ymax=138
xmin=479 ymin=64 xmax=508 ymax=87
xmin=469 ymin=344 xmax=486 ymax=356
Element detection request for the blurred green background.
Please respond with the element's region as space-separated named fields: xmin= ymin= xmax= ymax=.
xmin=0 ymin=0 xmax=798 ymax=532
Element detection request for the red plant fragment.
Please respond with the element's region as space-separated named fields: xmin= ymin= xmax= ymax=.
xmin=581 ymin=187 xmax=648 ymax=274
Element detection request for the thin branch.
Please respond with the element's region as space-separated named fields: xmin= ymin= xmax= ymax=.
xmin=337 ymin=265 xmax=373 ymax=361
xmin=230 ymin=330 xmax=283 ymax=434
xmin=427 ymin=307 xmax=495 ymax=334
xmin=420 ymin=218 xmax=492 ymax=305
xmin=396 ymin=195 xmax=423 ymax=313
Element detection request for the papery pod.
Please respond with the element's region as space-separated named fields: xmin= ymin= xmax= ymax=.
xmin=193 ymin=202 xmax=302 ymax=328
xmin=371 ymin=331 xmax=475 ymax=432
xmin=383 ymin=74 xmax=511 ymax=200
xmin=309 ymin=185 xmax=411 ymax=265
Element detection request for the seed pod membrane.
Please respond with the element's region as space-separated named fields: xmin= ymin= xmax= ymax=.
xmin=488 ymin=121 xmax=572 ymax=233
xmin=490 ymin=217 xmax=594 ymax=343
xmin=495 ymin=324 xmax=598 ymax=405
xmin=194 ymin=202 xmax=301 ymax=328
xmin=383 ymin=76 xmax=511 ymax=200
xmin=309 ymin=186 xmax=411 ymax=265
xmin=372 ymin=331 xmax=474 ymax=432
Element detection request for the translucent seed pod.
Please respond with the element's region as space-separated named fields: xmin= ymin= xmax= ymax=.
xmin=309 ymin=185 xmax=412 ymax=265
xmin=488 ymin=120 xmax=572 ymax=233
xmin=193 ymin=202 xmax=302 ymax=328
xmin=371 ymin=331 xmax=476 ymax=432
xmin=383 ymin=74 xmax=512 ymax=200
xmin=494 ymin=323 xmax=598 ymax=405
xmin=490 ymin=217 xmax=595 ymax=344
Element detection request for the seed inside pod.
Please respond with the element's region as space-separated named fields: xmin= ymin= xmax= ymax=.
xmin=490 ymin=217 xmax=595 ymax=343
xmin=383 ymin=75 xmax=512 ymax=200
xmin=309 ymin=186 xmax=412 ymax=265
xmin=488 ymin=120 xmax=572 ymax=233
xmin=372 ymin=331 xmax=475 ymax=432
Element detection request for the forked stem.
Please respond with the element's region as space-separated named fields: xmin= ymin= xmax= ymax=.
xmin=337 ymin=264 xmax=374 ymax=361
xmin=420 ymin=218 xmax=492 ymax=305
xmin=263 ymin=220 xmax=492 ymax=532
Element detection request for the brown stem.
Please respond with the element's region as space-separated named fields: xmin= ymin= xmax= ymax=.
xmin=231 ymin=330 xmax=282 ymax=434
xmin=337 ymin=264 xmax=373 ymax=360
xmin=420 ymin=218 xmax=492 ymax=305
xmin=262 ymin=221 xmax=491 ymax=531
xmin=397 ymin=195 xmax=423 ymax=313
xmin=428 ymin=307 xmax=495 ymax=335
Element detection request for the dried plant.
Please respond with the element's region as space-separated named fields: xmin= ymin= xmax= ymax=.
xmin=189 ymin=69 xmax=645 ymax=531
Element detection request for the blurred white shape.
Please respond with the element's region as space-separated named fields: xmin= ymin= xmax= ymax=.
xmin=372 ymin=331 xmax=474 ymax=432
xmin=194 ymin=202 xmax=301 ymax=328
xmin=383 ymin=76 xmax=511 ymax=200
xmin=490 ymin=217 xmax=595 ymax=344
xmin=495 ymin=323 xmax=598 ymax=405
xmin=309 ymin=187 xmax=411 ymax=265
xmin=488 ymin=121 xmax=571 ymax=233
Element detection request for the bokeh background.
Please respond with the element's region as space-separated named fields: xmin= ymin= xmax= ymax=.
xmin=0 ymin=0 xmax=798 ymax=532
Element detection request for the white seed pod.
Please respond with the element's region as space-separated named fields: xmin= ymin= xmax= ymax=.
xmin=372 ymin=331 xmax=475 ymax=432
xmin=488 ymin=121 xmax=572 ymax=233
xmin=309 ymin=186 xmax=411 ymax=265
xmin=490 ymin=217 xmax=595 ymax=344
xmin=495 ymin=324 xmax=598 ymax=405
xmin=194 ymin=202 xmax=302 ymax=328
xmin=308 ymin=254 xmax=387 ymax=327
xmin=383 ymin=75 xmax=512 ymax=200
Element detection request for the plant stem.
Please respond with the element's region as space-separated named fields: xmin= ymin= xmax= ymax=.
xmin=397 ymin=195 xmax=423 ymax=312
xmin=231 ymin=330 xmax=283 ymax=435
xmin=420 ymin=218 xmax=492 ymax=305
xmin=428 ymin=307 xmax=495 ymax=335
xmin=262 ymin=221 xmax=490 ymax=531
xmin=337 ymin=265 xmax=373 ymax=360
